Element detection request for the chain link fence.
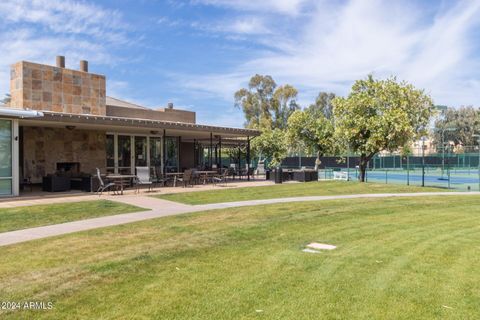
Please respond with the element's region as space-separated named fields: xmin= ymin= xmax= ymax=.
xmin=283 ymin=153 xmax=480 ymax=191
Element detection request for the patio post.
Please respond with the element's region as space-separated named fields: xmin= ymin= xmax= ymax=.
xmin=193 ymin=139 xmax=197 ymax=167
xmin=178 ymin=136 xmax=182 ymax=172
xmin=238 ymin=146 xmax=241 ymax=177
xmin=218 ymin=136 xmax=222 ymax=169
xmin=209 ymin=132 xmax=213 ymax=169
xmin=247 ymin=136 xmax=251 ymax=181
xmin=163 ymin=129 xmax=166 ymax=174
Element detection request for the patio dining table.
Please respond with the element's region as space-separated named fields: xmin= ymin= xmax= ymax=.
xmin=166 ymin=171 xmax=219 ymax=187
xmin=106 ymin=174 xmax=136 ymax=195
xmin=195 ymin=170 xmax=218 ymax=184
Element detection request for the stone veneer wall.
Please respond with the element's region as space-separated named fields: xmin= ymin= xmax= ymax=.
xmin=10 ymin=61 xmax=106 ymax=115
xmin=23 ymin=127 xmax=106 ymax=183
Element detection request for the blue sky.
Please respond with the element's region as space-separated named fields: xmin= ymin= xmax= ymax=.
xmin=0 ymin=0 xmax=479 ymax=127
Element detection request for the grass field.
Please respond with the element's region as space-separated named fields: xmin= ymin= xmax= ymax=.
xmin=0 ymin=200 xmax=146 ymax=233
xmin=1 ymin=195 xmax=479 ymax=319
xmin=155 ymin=180 xmax=445 ymax=205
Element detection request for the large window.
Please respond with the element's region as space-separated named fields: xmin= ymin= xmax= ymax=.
xmin=106 ymin=134 xmax=115 ymax=173
xmin=0 ymin=120 xmax=12 ymax=195
xmin=134 ymin=136 xmax=147 ymax=167
xmin=165 ymin=137 xmax=179 ymax=172
xmin=150 ymin=137 xmax=162 ymax=173
xmin=117 ymin=135 xmax=131 ymax=174
xmin=106 ymin=134 xmax=166 ymax=174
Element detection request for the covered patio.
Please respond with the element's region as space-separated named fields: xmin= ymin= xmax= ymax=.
xmin=0 ymin=56 xmax=262 ymax=197
xmin=16 ymin=111 xmax=260 ymax=195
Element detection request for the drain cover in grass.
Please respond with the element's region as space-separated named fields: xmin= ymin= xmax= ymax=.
xmin=307 ymin=243 xmax=336 ymax=250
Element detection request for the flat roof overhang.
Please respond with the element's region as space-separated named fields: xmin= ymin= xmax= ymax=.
xmin=18 ymin=111 xmax=260 ymax=141
xmin=0 ymin=106 xmax=44 ymax=119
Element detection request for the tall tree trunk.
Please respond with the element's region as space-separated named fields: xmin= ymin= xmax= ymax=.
xmin=358 ymin=153 xmax=371 ymax=182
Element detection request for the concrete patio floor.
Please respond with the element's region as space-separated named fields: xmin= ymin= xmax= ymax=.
xmin=0 ymin=179 xmax=276 ymax=208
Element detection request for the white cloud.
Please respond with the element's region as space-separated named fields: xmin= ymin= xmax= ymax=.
xmin=0 ymin=0 xmax=128 ymax=43
xmin=175 ymin=0 xmax=480 ymax=107
xmin=190 ymin=16 xmax=271 ymax=35
xmin=193 ymin=0 xmax=310 ymax=16
xmin=0 ymin=0 xmax=131 ymax=96
xmin=220 ymin=16 xmax=271 ymax=35
xmin=168 ymin=71 xmax=247 ymax=102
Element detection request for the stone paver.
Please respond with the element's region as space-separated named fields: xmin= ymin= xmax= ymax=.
xmin=0 ymin=191 xmax=479 ymax=247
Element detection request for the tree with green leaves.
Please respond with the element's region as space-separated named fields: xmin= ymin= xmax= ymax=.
xmin=433 ymin=106 xmax=480 ymax=151
xmin=306 ymin=92 xmax=336 ymax=119
xmin=235 ymin=75 xmax=299 ymax=167
xmin=287 ymin=109 xmax=335 ymax=170
xmin=234 ymin=75 xmax=299 ymax=130
xmin=272 ymin=84 xmax=299 ymax=129
xmin=251 ymin=128 xmax=288 ymax=167
xmin=333 ymin=75 xmax=433 ymax=182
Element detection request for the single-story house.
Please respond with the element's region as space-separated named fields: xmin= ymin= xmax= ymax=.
xmin=0 ymin=56 xmax=259 ymax=196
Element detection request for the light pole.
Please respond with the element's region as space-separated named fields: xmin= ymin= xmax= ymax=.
xmin=473 ymin=134 xmax=480 ymax=191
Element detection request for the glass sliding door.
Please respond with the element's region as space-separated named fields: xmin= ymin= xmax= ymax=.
xmin=106 ymin=134 xmax=115 ymax=173
xmin=0 ymin=120 xmax=12 ymax=195
xmin=150 ymin=137 xmax=162 ymax=176
xmin=134 ymin=136 xmax=147 ymax=167
xmin=106 ymin=134 xmax=178 ymax=176
xmin=165 ymin=137 xmax=179 ymax=172
xmin=117 ymin=135 xmax=131 ymax=174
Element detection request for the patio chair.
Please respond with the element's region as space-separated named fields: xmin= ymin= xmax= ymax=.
xmin=153 ymin=166 xmax=170 ymax=187
xmin=200 ymin=171 xmax=212 ymax=185
xmin=135 ymin=166 xmax=153 ymax=193
xmin=95 ymin=168 xmax=117 ymax=195
xmin=212 ymin=169 xmax=228 ymax=186
xmin=177 ymin=169 xmax=193 ymax=187
xmin=191 ymin=168 xmax=200 ymax=185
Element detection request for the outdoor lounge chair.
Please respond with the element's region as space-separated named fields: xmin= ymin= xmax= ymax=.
xmin=135 ymin=166 xmax=153 ymax=193
xmin=95 ymin=168 xmax=117 ymax=195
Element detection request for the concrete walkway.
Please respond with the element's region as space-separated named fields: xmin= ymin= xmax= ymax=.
xmin=0 ymin=191 xmax=479 ymax=247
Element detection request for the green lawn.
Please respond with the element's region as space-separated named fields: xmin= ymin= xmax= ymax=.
xmin=1 ymin=195 xmax=479 ymax=319
xmin=155 ymin=180 xmax=446 ymax=204
xmin=0 ymin=200 xmax=146 ymax=233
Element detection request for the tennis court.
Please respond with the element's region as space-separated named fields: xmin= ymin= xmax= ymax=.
xmin=320 ymin=167 xmax=480 ymax=191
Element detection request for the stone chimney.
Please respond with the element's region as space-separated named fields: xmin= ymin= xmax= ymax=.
xmin=56 ymin=56 xmax=65 ymax=68
xmin=9 ymin=56 xmax=106 ymax=115
xmin=80 ymin=60 xmax=88 ymax=72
